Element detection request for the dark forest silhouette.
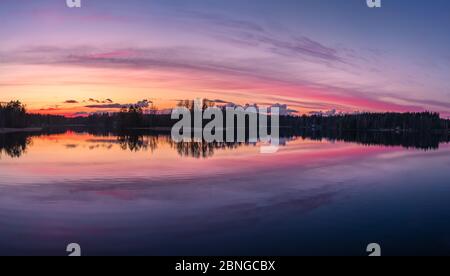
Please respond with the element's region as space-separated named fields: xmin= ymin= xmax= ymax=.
xmin=0 ymin=101 xmax=27 ymax=128
xmin=281 ymin=112 xmax=449 ymax=132
xmin=1 ymin=100 xmax=449 ymax=132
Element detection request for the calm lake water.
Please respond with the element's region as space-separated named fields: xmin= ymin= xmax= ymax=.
xmin=1 ymin=129 xmax=450 ymax=256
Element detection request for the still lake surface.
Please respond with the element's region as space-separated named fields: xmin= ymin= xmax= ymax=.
xmin=0 ymin=129 xmax=450 ymax=255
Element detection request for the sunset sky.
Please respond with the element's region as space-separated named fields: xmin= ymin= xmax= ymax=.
xmin=1 ymin=0 xmax=449 ymax=117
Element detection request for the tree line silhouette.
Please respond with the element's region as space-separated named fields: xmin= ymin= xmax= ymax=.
xmin=0 ymin=101 xmax=27 ymax=128
xmin=280 ymin=112 xmax=449 ymax=132
xmin=1 ymin=100 xmax=449 ymax=132
xmin=0 ymin=101 xmax=173 ymax=129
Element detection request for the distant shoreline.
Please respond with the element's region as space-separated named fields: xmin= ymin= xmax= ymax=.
xmin=1 ymin=126 xmax=449 ymax=134
xmin=0 ymin=128 xmax=43 ymax=134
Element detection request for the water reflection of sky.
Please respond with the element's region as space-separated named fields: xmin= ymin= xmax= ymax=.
xmin=1 ymin=132 xmax=450 ymax=255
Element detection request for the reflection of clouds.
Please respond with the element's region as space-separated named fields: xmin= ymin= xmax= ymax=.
xmin=0 ymin=145 xmax=394 ymax=255
xmin=1 ymin=136 xmax=450 ymax=254
xmin=86 ymin=139 xmax=120 ymax=144
xmin=65 ymin=144 xmax=78 ymax=149
xmin=88 ymin=145 xmax=100 ymax=150
xmin=0 ymin=166 xmax=348 ymax=240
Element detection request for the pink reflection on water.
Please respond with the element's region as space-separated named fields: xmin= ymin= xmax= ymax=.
xmin=0 ymin=131 xmax=415 ymax=185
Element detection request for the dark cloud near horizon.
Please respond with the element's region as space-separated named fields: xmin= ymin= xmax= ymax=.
xmin=73 ymin=112 xmax=89 ymax=116
xmin=210 ymin=99 xmax=231 ymax=104
xmin=88 ymin=98 xmax=115 ymax=104
xmin=85 ymin=99 xmax=152 ymax=109
xmin=64 ymin=100 xmax=79 ymax=104
xmin=85 ymin=103 xmax=124 ymax=109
